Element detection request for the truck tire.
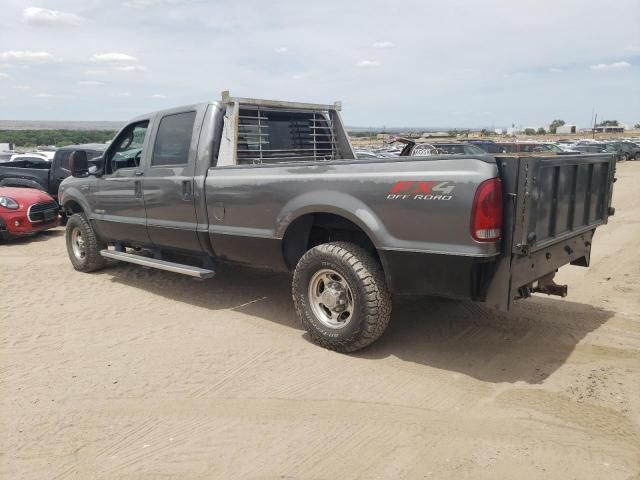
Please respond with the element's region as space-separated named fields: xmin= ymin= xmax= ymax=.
xmin=635 ymin=152 xmax=640 ymax=161
xmin=65 ymin=213 xmax=106 ymax=272
xmin=292 ymin=241 xmax=392 ymax=352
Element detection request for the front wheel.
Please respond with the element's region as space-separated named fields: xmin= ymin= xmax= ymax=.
xmin=65 ymin=214 xmax=106 ymax=272
xmin=634 ymin=152 xmax=640 ymax=161
xmin=292 ymin=242 xmax=392 ymax=352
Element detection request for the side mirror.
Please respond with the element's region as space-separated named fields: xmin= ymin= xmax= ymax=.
xmin=69 ymin=150 xmax=89 ymax=177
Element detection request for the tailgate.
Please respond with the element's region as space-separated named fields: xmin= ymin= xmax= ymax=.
xmin=484 ymin=154 xmax=615 ymax=310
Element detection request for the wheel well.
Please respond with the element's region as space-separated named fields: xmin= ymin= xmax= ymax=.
xmin=64 ymin=200 xmax=84 ymax=215
xmin=282 ymin=213 xmax=378 ymax=270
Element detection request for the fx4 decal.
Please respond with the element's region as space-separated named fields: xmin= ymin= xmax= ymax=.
xmin=387 ymin=181 xmax=456 ymax=201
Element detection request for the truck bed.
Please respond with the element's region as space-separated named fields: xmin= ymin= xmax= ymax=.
xmin=0 ymin=159 xmax=51 ymax=191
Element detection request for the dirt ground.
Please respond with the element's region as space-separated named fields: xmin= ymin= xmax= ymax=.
xmin=1 ymin=163 xmax=639 ymax=480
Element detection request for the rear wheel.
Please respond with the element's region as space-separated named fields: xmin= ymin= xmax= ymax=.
xmin=65 ymin=213 xmax=106 ymax=272
xmin=634 ymin=152 xmax=640 ymax=161
xmin=292 ymin=241 xmax=392 ymax=352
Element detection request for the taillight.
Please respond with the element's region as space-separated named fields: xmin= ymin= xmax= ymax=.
xmin=471 ymin=177 xmax=502 ymax=242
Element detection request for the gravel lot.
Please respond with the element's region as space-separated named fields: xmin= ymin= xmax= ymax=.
xmin=1 ymin=163 xmax=639 ymax=479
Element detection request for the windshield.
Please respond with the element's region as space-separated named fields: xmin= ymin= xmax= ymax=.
xmin=432 ymin=144 xmax=487 ymax=155
xmin=544 ymin=144 xmax=563 ymax=153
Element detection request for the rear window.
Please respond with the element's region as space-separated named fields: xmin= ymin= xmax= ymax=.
xmin=152 ymin=111 xmax=196 ymax=166
xmin=57 ymin=150 xmax=102 ymax=171
xmin=237 ymin=108 xmax=336 ymax=164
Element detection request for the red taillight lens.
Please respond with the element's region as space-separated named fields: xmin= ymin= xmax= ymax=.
xmin=471 ymin=177 xmax=502 ymax=242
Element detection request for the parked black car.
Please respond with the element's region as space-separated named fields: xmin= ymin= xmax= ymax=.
xmin=465 ymin=140 xmax=504 ymax=154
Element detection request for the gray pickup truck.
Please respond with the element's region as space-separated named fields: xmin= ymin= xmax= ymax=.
xmin=59 ymin=92 xmax=615 ymax=352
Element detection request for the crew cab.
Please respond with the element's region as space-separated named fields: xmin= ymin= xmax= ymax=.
xmin=59 ymin=92 xmax=616 ymax=352
xmin=0 ymin=144 xmax=106 ymax=202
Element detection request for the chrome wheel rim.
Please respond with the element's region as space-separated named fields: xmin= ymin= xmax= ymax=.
xmin=307 ymin=269 xmax=355 ymax=329
xmin=71 ymin=227 xmax=86 ymax=260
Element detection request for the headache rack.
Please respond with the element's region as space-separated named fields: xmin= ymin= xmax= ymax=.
xmin=218 ymin=91 xmax=355 ymax=166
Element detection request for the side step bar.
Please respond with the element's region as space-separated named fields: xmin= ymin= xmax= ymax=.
xmin=100 ymin=250 xmax=215 ymax=279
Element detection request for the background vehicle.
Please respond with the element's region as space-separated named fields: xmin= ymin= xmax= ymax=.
xmin=0 ymin=144 xmax=106 ymax=202
xmin=465 ymin=140 xmax=504 ymax=154
xmin=427 ymin=142 xmax=487 ymax=155
xmin=59 ymin=92 xmax=616 ymax=352
xmin=0 ymin=186 xmax=60 ymax=241
xmin=10 ymin=151 xmax=55 ymax=163
xmin=495 ymin=142 xmax=578 ymax=155
xmin=607 ymin=141 xmax=640 ymax=161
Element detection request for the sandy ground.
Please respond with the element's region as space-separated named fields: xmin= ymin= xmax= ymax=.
xmin=1 ymin=164 xmax=639 ymax=480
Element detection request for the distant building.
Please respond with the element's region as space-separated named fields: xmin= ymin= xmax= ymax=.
xmin=493 ymin=128 xmax=504 ymax=135
xmin=556 ymin=125 xmax=577 ymax=134
xmin=594 ymin=125 xmax=624 ymax=133
xmin=0 ymin=142 xmax=15 ymax=151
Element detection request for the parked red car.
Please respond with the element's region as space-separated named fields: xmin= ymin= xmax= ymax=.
xmin=0 ymin=187 xmax=60 ymax=241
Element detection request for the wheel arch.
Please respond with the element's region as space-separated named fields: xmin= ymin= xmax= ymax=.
xmin=281 ymin=210 xmax=381 ymax=271
xmin=0 ymin=178 xmax=46 ymax=190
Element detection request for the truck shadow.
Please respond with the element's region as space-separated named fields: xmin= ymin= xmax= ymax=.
xmin=357 ymin=295 xmax=614 ymax=384
xmin=106 ymin=263 xmax=613 ymax=385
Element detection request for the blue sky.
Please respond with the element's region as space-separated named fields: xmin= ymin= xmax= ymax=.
xmin=0 ymin=0 xmax=639 ymax=127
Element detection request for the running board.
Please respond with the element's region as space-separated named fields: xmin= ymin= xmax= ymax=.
xmin=100 ymin=250 xmax=215 ymax=279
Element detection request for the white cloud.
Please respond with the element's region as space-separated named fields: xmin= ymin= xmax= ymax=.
xmin=0 ymin=73 xmax=8 ymax=79
xmin=123 ymin=0 xmax=162 ymax=8
xmin=78 ymin=80 xmax=106 ymax=86
xmin=151 ymin=94 xmax=168 ymax=99
xmin=90 ymin=53 xmax=138 ymax=63
xmin=123 ymin=0 xmax=200 ymax=8
xmin=85 ymin=69 xmax=106 ymax=75
xmin=0 ymin=51 xmax=52 ymax=62
xmin=275 ymin=47 xmax=289 ymax=53
xmin=24 ymin=7 xmax=84 ymax=26
xmin=356 ymin=60 xmax=380 ymax=68
xmin=114 ymin=65 xmax=147 ymax=72
xmin=590 ymin=61 xmax=631 ymax=70
xmin=114 ymin=92 xmax=132 ymax=97
xmin=13 ymin=85 xmax=31 ymax=90
xmin=548 ymin=67 xmax=562 ymax=73
xmin=373 ymin=41 xmax=394 ymax=48
xmin=35 ymin=93 xmax=75 ymax=99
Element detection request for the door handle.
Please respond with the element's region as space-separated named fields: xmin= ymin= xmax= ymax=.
xmin=134 ymin=180 xmax=142 ymax=198
xmin=182 ymin=180 xmax=193 ymax=201
xmin=135 ymin=171 xmax=144 ymax=176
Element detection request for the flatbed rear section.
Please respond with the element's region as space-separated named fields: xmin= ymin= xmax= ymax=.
xmin=485 ymin=153 xmax=616 ymax=310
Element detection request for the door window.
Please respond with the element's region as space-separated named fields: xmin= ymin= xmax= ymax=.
xmin=152 ymin=111 xmax=196 ymax=167
xmin=107 ymin=121 xmax=149 ymax=173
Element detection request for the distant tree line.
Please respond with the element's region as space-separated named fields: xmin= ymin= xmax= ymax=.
xmin=0 ymin=129 xmax=116 ymax=148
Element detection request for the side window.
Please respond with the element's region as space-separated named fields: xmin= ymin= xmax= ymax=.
xmin=107 ymin=121 xmax=149 ymax=173
xmin=152 ymin=112 xmax=196 ymax=167
xmin=58 ymin=151 xmax=71 ymax=171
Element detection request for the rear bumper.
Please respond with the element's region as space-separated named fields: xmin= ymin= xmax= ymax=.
xmin=378 ymin=249 xmax=498 ymax=301
xmin=0 ymin=210 xmax=60 ymax=237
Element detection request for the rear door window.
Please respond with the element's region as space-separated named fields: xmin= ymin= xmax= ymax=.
xmin=152 ymin=111 xmax=196 ymax=167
